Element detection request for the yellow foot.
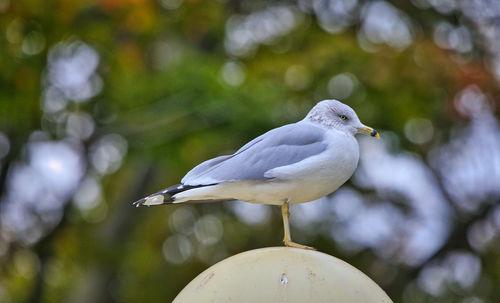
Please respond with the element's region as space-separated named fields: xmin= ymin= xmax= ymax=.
xmin=283 ymin=240 xmax=316 ymax=250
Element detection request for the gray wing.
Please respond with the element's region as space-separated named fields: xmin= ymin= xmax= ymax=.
xmin=181 ymin=122 xmax=327 ymax=185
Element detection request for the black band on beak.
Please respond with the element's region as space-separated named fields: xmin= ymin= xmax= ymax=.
xmin=370 ymin=129 xmax=378 ymax=137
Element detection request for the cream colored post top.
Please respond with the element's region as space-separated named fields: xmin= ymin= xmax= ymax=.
xmin=174 ymin=247 xmax=392 ymax=303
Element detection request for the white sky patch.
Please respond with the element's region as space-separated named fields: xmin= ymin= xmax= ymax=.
xmin=231 ymin=201 xmax=271 ymax=225
xmin=1 ymin=140 xmax=85 ymax=245
xmin=313 ymin=0 xmax=359 ymax=33
xmin=353 ymin=135 xmax=451 ymax=265
xmin=47 ymin=41 xmax=101 ymax=102
xmin=224 ymin=6 xmax=303 ymax=57
xmin=360 ymin=1 xmax=413 ymax=50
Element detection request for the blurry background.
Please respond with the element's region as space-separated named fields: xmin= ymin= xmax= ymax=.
xmin=1 ymin=0 xmax=500 ymax=302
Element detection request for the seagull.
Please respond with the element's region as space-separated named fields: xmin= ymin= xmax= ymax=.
xmin=134 ymin=100 xmax=379 ymax=250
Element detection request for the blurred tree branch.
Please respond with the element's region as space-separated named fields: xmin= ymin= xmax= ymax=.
xmin=69 ymin=161 xmax=156 ymax=303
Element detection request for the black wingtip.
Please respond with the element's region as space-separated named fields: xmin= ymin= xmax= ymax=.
xmin=132 ymin=183 xmax=218 ymax=207
xmin=132 ymin=184 xmax=188 ymax=207
xmin=132 ymin=197 xmax=147 ymax=207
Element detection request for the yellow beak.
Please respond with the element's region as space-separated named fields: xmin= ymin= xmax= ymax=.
xmin=357 ymin=125 xmax=380 ymax=138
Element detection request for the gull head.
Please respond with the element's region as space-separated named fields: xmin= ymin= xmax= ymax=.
xmin=306 ymin=100 xmax=380 ymax=138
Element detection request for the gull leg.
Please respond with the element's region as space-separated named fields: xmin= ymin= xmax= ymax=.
xmin=281 ymin=200 xmax=316 ymax=250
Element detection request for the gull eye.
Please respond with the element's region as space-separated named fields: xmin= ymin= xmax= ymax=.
xmin=339 ymin=115 xmax=348 ymax=120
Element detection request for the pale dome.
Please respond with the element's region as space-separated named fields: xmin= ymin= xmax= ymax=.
xmin=174 ymin=247 xmax=392 ymax=303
